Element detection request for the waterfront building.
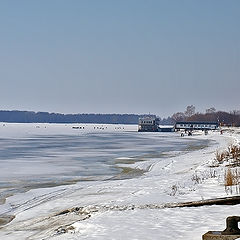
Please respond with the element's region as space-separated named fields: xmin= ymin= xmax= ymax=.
xmin=138 ymin=116 xmax=160 ymax=132
xmin=175 ymin=121 xmax=219 ymax=131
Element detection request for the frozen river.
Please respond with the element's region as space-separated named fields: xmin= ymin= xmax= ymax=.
xmin=0 ymin=123 xmax=208 ymax=205
xmin=0 ymin=123 xmax=239 ymax=240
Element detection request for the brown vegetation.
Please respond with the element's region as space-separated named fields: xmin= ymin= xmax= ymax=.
xmin=214 ymin=144 xmax=240 ymax=194
xmin=215 ymin=144 xmax=240 ymax=167
xmin=225 ymin=168 xmax=234 ymax=186
xmin=171 ymin=105 xmax=240 ymax=126
xmin=187 ymin=111 xmax=240 ymax=127
xmin=215 ymin=150 xmax=227 ymax=164
xmin=224 ymin=168 xmax=240 ymax=195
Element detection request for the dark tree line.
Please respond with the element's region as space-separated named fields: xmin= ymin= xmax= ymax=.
xmin=0 ymin=108 xmax=239 ymax=126
xmin=0 ymin=110 xmax=155 ymax=124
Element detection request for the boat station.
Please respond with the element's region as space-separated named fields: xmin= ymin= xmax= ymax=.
xmin=138 ymin=117 xmax=219 ymax=133
xmin=175 ymin=121 xmax=219 ymax=131
xmin=138 ymin=116 xmax=174 ymax=132
xmin=138 ymin=116 xmax=160 ymax=132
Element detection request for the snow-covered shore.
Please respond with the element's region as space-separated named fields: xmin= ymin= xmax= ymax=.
xmin=0 ymin=126 xmax=240 ymax=240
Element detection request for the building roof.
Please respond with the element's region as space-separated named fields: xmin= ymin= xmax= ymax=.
xmin=175 ymin=121 xmax=218 ymax=125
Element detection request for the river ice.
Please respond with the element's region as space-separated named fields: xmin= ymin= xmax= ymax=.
xmin=0 ymin=123 xmax=239 ymax=240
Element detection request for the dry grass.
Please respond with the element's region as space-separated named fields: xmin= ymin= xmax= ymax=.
xmin=225 ymin=168 xmax=234 ymax=186
xmin=170 ymin=144 xmax=240 ymax=196
xmin=224 ymin=168 xmax=240 ymax=186
xmin=215 ymin=150 xmax=227 ymax=164
xmin=209 ymin=169 xmax=217 ymax=178
xmin=228 ymin=144 xmax=240 ymax=165
xmin=224 ymin=168 xmax=240 ymax=194
xmin=191 ymin=173 xmax=202 ymax=184
xmin=170 ymin=184 xmax=178 ymax=196
xmin=215 ymin=144 xmax=240 ymax=166
xmin=214 ymin=144 xmax=240 ymax=194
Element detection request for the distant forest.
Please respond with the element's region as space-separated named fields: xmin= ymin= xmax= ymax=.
xmin=0 ymin=111 xmax=156 ymax=124
xmin=0 ymin=107 xmax=240 ymax=126
xmin=172 ymin=105 xmax=240 ymax=127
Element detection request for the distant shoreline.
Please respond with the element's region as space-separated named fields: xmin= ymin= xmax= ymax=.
xmin=0 ymin=110 xmax=156 ymax=125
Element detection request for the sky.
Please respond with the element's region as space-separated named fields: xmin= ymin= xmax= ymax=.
xmin=0 ymin=0 xmax=239 ymax=117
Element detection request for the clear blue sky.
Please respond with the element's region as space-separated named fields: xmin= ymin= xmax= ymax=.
xmin=0 ymin=0 xmax=239 ymax=117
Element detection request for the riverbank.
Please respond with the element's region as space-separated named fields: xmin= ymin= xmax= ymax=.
xmin=0 ymin=127 xmax=239 ymax=239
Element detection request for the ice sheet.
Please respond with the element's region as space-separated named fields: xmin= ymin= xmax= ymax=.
xmin=0 ymin=124 xmax=239 ymax=240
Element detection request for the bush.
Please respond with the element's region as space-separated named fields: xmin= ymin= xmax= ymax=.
xmin=215 ymin=144 xmax=240 ymax=166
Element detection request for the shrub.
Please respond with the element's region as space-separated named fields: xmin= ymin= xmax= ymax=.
xmin=215 ymin=150 xmax=227 ymax=164
xmin=215 ymin=144 xmax=240 ymax=166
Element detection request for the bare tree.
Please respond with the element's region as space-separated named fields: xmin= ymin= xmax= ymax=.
xmin=185 ymin=105 xmax=195 ymax=118
xmin=172 ymin=112 xmax=185 ymax=122
xmin=206 ymin=107 xmax=216 ymax=114
xmin=230 ymin=110 xmax=240 ymax=115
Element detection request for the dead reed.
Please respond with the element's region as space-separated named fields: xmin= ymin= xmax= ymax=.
xmin=224 ymin=168 xmax=240 ymax=194
xmin=215 ymin=144 xmax=240 ymax=166
xmin=215 ymin=150 xmax=227 ymax=164
xmin=225 ymin=168 xmax=234 ymax=186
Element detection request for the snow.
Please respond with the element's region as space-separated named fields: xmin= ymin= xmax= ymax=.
xmin=0 ymin=123 xmax=240 ymax=240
